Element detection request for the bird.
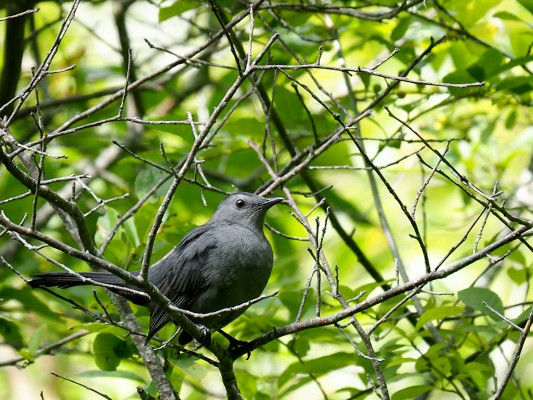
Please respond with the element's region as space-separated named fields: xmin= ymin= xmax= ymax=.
xmin=29 ymin=192 xmax=283 ymax=345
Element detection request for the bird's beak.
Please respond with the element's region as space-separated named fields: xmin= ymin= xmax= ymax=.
xmin=261 ymin=196 xmax=284 ymax=209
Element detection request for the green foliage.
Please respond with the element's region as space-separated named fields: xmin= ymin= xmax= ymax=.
xmin=92 ymin=333 xmax=133 ymax=371
xmin=458 ymin=287 xmax=505 ymax=321
xmin=414 ymin=305 xmax=464 ymax=331
xmin=0 ymin=316 xmax=24 ymax=348
xmin=391 ymin=385 xmax=433 ymax=400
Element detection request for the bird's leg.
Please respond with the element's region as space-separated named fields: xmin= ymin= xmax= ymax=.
xmin=191 ymin=325 xmax=212 ymax=350
xmin=219 ymin=330 xmax=251 ymax=360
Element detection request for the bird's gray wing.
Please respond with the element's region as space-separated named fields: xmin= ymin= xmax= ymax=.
xmin=146 ymin=224 xmax=216 ymax=342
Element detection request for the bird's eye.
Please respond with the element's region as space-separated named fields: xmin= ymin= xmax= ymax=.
xmin=235 ymin=199 xmax=245 ymax=209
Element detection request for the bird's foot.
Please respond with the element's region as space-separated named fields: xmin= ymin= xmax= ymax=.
xmin=191 ymin=325 xmax=211 ymax=349
xmin=219 ymin=330 xmax=252 ymax=360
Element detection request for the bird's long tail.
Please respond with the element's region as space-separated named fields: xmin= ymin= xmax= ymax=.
xmin=29 ymin=272 xmax=124 ymax=288
xmin=29 ymin=271 xmax=149 ymax=305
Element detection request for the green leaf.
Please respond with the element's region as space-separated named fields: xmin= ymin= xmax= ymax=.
xmin=95 ymin=208 xmax=134 ymax=265
xmin=500 ymin=379 xmax=520 ymax=399
xmin=493 ymin=11 xmax=522 ymax=21
xmin=360 ymin=72 xmax=371 ymax=90
xmin=415 ymin=306 xmax=464 ymax=331
xmin=278 ymin=288 xmax=313 ymax=316
xmin=458 ymin=288 xmax=504 ymax=320
xmin=391 ymin=385 xmax=433 ymax=400
xmin=510 ymin=307 xmax=532 ymax=328
xmin=235 ymin=369 xmax=258 ymax=399
xmin=490 ymin=55 xmax=533 ymax=76
xmin=171 ymin=354 xmax=208 ymax=379
xmin=288 ymin=335 xmax=311 ymax=357
xmin=387 ymin=133 xmax=404 ymax=149
xmin=135 ymin=167 xmax=172 ymax=200
xmin=0 ymin=317 xmax=24 ymax=348
xmin=273 ymin=86 xmax=305 ymax=125
xmin=278 ymin=353 xmax=355 ymax=387
xmin=69 ymin=323 xmax=127 ymax=336
xmin=0 ymin=287 xmax=57 ymax=319
xmin=123 ymin=214 xmax=141 ymax=248
xmin=159 ymin=0 xmax=202 ymax=22
xmin=507 ymin=266 xmax=527 ymax=285
xmin=386 ymin=357 xmax=418 ymax=368
xmin=457 ymin=361 xmax=494 ymax=380
xmin=496 ymin=76 xmax=533 ymax=95
xmin=391 ymin=17 xmax=411 ymax=41
xmin=443 ymin=70 xmax=483 ymax=97
xmin=28 ymin=325 xmax=46 ymax=358
xmin=415 ymin=344 xmax=462 ymax=377
xmin=504 ymin=109 xmax=517 ymax=129
xmin=517 ymin=0 xmax=533 ymax=14
xmin=93 ymin=333 xmax=132 ymax=371
xmin=480 ymin=118 xmax=497 ymax=142
xmin=75 ymin=369 xmax=146 ymax=382
xmin=466 ymin=64 xmax=485 ymax=81
xmin=474 ymin=48 xmax=504 ymax=80
xmin=346 ymin=280 xmax=395 ymax=302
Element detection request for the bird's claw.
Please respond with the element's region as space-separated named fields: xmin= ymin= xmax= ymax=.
xmin=191 ymin=325 xmax=211 ymax=349
xmin=219 ymin=330 xmax=252 ymax=359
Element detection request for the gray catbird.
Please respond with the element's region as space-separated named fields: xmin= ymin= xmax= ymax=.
xmin=29 ymin=192 xmax=283 ymax=344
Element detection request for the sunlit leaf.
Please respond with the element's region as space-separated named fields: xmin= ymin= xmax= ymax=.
xmin=92 ymin=333 xmax=132 ymax=371
xmin=415 ymin=306 xmax=464 ymax=331
xmin=391 ymin=385 xmax=433 ymax=400
xmin=458 ymin=288 xmax=505 ymax=320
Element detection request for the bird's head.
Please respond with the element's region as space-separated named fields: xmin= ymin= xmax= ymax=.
xmin=211 ymin=192 xmax=283 ymax=231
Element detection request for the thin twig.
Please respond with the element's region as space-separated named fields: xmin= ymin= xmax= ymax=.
xmin=252 ymin=63 xmax=484 ymax=88
xmin=493 ymin=307 xmax=533 ymax=399
xmin=51 ymin=372 xmax=112 ymax=400
xmin=0 ymin=330 xmax=90 ymax=368
xmin=0 ymin=8 xmax=39 ymax=21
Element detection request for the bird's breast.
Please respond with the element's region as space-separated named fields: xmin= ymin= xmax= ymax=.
xmin=200 ymin=224 xmax=273 ymax=305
